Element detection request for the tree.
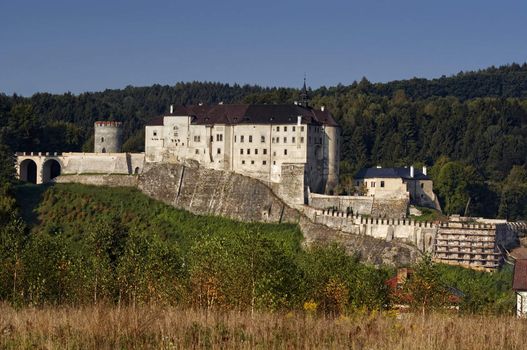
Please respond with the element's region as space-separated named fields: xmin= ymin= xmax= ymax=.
xmin=498 ymin=166 xmax=527 ymax=220
xmin=403 ymin=255 xmax=448 ymax=315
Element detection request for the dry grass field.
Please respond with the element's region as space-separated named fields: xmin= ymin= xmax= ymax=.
xmin=0 ymin=303 xmax=525 ymax=349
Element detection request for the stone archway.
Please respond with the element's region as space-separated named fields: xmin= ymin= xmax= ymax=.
xmin=19 ymin=159 xmax=38 ymax=184
xmin=42 ymin=159 xmax=61 ymax=183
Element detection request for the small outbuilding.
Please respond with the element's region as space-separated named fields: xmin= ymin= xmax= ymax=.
xmin=512 ymin=259 xmax=527 ymax=317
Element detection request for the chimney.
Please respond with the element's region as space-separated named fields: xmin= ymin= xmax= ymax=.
xmin=321 ymin=106 xmax=325 ymax=111
xmin=297 ymin=116 xmax=302 ymax=126
xmin=410 ymin=166 xmax=414 ymax=178
xmin=422 ymin=166 xmax=427 ymax=176
xmin=170 ymin=105 xmax=174 ymax=114
xmin=294 ymin=101 xmax=298 ymax=105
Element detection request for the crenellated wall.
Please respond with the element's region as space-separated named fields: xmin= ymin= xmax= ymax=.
xmin=312 ymin=209 xmax=436 ymax=252
xmin=308 ymin=193 xmax=408 ymax=218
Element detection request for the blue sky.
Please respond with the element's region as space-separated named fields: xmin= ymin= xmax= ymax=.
xmin=1 ymin=0 xmax=526 ymax=96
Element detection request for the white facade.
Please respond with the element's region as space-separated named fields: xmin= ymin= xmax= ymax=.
xmin=145 ymin=104 xmax=340 ymax=195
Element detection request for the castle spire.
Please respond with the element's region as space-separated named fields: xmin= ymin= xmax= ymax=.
xmin=300 ymin=74 xmax=310 ymax=107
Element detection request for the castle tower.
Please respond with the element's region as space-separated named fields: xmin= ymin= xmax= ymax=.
xmin=94 ymin=121 xmax=123 ymax=153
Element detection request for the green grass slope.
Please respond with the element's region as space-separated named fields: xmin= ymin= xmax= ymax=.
xmin=18 ymin=183 xmax=302 ymax=254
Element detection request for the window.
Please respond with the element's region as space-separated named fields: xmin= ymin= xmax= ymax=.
xmin=420 ymin=183 xmax=424 ymax=189
xmin=283 ymin=137 xmax=287 ymax=143
xmin=276 ymin=138 xmax=279 ymax=144
xmin=194 ymin=135 xmax=201 ymax=142
xmin=217 ymin=148 xmax=221 ymax=154
xmin=242 ymin=160 xmax=245 ymax=164
xmin=195 ymin=149 xmax=199 ymax=154
xmin=292 ymin=137 xmax=296 ymax=143
xmin=261 ymin=135 xmax=265 ymax=143
xmin=301 ymin=126 xmax=304 ymax=132
xmin=284 ymin=149 xmax=288 ymax=155
xmin=380 ymin=181 xmax=385 ymax=188
xmin=273 ymin=161 xmax=276 ymax=165
xmin=255 ymin=149 xmax=258 ymax=155
xmin=247 ymin=149 xmax=250 ymax=155
xmin=300 ymin=137 xmax=304 ymax=143
xmin=240 ymin=149 xmax=244 ymax=155
xmin=284 ymin=126 xmax=287 ymax=132
xmin=371 ymin=181 xmax=375 ymax=188
xmin=273 ymin=151 xmax=276 ymax=156
xmin=277 ymin=126 xmax=280 ymax=131
xmin=263 ymin=160 xmax=267 ymax=165
xmin=293 ymin=126 xmax=296 ymax=132
xmin=210 ymin=135 xmax=213 ymax=142
xmin=101 ymin=137 xmax=104 ymax=142
xmin=234 ymin=135 xmax=237 ymax=142
xmin=263 ymin=149 xmax=267 ymax=155
xmin=216 ymin=134 xmax=223 ymax=142
xmin=249 ymin=135 xmax=253 ymax=143
xmin=251 ymin=160 xmax=255 ymax=165
xmin=153 ymin=131 xmax=157 ymax=137
xmin=241 ymin=135 xmax=245 ymax=143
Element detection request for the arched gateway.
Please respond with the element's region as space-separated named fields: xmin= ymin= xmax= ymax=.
xmin=16 ymin=153 xmax=63 ymax=184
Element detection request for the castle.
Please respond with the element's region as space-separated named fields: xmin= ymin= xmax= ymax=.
xmin=15 ymin=96 xmax=526 ymax=271
xmin=145 ymin=102 xmax=340 ymax=200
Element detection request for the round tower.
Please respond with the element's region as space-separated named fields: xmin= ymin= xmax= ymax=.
xmin=94 ymin=121 xmax=123 ymax=153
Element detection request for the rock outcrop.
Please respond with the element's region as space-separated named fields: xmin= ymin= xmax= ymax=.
xmin=56 ymin=162 xmax=421 ymax=266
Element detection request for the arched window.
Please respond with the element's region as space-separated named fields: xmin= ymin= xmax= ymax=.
xmin=134 ymin=167 xmax=140 ymax=174
xmin=102 ymin=148 xmax=106 ymax=153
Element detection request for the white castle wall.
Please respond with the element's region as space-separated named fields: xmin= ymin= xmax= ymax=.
xmin=313 ymin=208 xmax=437 ymax=252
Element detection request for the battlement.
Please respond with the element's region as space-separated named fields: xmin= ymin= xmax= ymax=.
xmin=438 ymin=221 xmax=496 ymax=230
xmin=95 ymin=121 xmax=122 ymax=127
xmin=316 ymin=208 xmax=436 ymax=228
xmin=16 ymin=152 xmax=62 ymax=157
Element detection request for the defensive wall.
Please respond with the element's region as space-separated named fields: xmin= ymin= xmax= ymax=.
xmin=311 ymin=209 xmax=527 ymax=270
xmin=312 ymin=208 xmax=436 ymax=253
xmin=16 ymin=152 xmax=145 ymax=184
xmin=308 ymin=192 xmax=408 ymax=218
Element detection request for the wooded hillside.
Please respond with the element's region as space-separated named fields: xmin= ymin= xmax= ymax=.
xmin=1 ymin=63 xmax=526 ymax=219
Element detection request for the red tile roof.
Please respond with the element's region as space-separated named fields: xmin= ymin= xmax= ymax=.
xmin=513 ymin=259 xmax=527 ymax=291
xmin=146 ymin=104 xmax=339 ymax=127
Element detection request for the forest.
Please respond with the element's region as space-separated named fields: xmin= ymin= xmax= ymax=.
xmin=0 ymin=63 xmax=526 ymax=219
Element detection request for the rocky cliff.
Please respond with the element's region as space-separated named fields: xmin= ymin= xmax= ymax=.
xmin=56 ymin=162 xmax=420 ymax=266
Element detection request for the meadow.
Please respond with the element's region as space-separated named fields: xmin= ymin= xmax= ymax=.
xmin=1 ymin=304 xmax=526 ymax=349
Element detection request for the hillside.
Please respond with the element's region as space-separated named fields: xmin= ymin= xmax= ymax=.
xmin=1 ymin=63 xmax=526 ymax=219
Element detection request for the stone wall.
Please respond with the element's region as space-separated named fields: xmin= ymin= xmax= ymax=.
xmin=138 ymin=163 xmax=301 ymax=223
xmin=272 ymin=163 xmax=306 ymax=205
xmin=372 ymin=198 xmax=408 ymax=218
xmin=312 ymin=209 xmax=436 ymax=253
xmin=61 ymin=152 xmax=145 ymax=175
xmin=308 ymin=193 xmax=408 ymax=218
xmin=55 ymin=174 xmax=139 ymax=187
